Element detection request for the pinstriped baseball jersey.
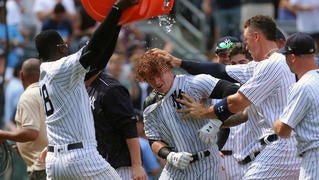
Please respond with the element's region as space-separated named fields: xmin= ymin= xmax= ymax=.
xmin=238 ymin=53 xmax=296 ymax=127
xmin=279 ymin=69 xmax=319 ymax=179
xmin=144 ymin=74 xmax=224 ymax=179
xmin=280 ymin=69 xmax=319 ymax=155
xmin=40 ymin=48 xmax=121 ymax=179
xmin=226 ymin=53 xmax=301 ymax=179
xmin=39 ymin=49 xmax=96 ymax=146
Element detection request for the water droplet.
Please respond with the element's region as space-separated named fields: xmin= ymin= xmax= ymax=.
xmin=157 ymin=14 xmax=175 ymax=33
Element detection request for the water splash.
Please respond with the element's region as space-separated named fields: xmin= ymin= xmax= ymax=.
xmin=158 ymin=14 xmax=176 ymax=33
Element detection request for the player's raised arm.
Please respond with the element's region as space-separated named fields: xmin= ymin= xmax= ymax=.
xmin=150 ymin=48 xmax=238 ymax=83
xmin=79 ymin=0 xmax=139 ymax=69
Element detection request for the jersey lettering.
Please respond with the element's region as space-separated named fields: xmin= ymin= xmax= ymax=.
xmin=41 ymin=84 xmax=54 ymax=116
xmin=171 ymin=89 xmax=184 ymax=109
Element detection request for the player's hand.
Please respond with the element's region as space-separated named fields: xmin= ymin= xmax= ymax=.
xmin=131 ymin=165 xmax=147 ymax=180
xmin=148 ymin=48 xmax=182 ymax=68
xmin=198 ymin=119 xmax=222 ymax=144
xmin=40 ymin=147 xmax=47 ymax=163
xmin=166 ymin=152 xmax=193 ymax=170
xmin=175 ymin=93 xmax=217 ymax=119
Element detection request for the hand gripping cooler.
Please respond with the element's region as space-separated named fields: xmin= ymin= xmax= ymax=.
xmin=81 ymin=0 xmax=175 ymax=25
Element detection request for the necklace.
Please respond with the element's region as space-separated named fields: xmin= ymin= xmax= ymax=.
xmin=264 ymin=48 xmax=278 ymax=58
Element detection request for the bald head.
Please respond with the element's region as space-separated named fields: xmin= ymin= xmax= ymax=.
xmin=21 ymin=58 xmax=41 ymax=89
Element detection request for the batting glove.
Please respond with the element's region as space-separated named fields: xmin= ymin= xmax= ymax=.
xmin=167 ymin=152 xmax=193 ymax=170
xmin=199 ymin=119 xmax=222 ymax=144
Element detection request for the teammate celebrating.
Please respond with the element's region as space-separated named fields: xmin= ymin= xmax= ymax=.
xmin=274 ymin=32 xmax=319 ymax=179
xmin=135 ymin=50 xmax=240 ymax=179
xmin=34 ymin=0 xmax=138 ymax=179
xmin=151 ymin=15 xmax=301 ymax=179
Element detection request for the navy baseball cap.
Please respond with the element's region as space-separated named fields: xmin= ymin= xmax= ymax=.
xmin=276 ymin=27 xmax=286 ymax=41
xmin=278 ymin=32 xmax=315 ymax=55
xmin=215 ymin=36 xmax=240 ymax=53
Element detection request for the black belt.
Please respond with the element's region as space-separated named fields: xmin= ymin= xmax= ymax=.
xmin=238 ymin=151 xmax=260 ymax=165
xmin=191 ymin=150 xmax=210 ymax=163
xmin=47 ymin=142 xmax=83 ymax=152
xmin=260 ymin=134 xmax=278 ymax=145
xmin=221 ymin=150 xmax=233 ymax=156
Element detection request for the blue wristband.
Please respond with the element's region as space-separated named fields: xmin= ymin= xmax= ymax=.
xmin=214 ymin=97 xmax=234 ymax=121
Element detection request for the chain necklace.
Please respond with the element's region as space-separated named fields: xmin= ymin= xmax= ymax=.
xmin=264 ymin=48 xmax=278 ymax=59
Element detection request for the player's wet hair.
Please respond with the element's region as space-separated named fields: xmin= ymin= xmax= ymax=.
xmin=135 ymin=50 xmax=172 ymax=82
xmin=244 ymin=15 xmax=276 ymax=42
xmin=35 ymin=30 xmax=64 ymax=62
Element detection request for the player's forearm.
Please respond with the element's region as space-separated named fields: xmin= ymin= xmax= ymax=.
xmin=222 ymin=112 xmax=248 ymax=128
xmin=0 ymin=129 xmax=39 ymax=142
xmin=209 ymin=93 xmax=250 ymax=122
xmin=181 ymin=61 xmax=237 ymax=83
xmin=126 ymin=138 xmax=143 ymax=166
xmin=151 ymin=141 xmax=169 ymax=155
xmin=273 ymin=120 xmax=292 ymax=138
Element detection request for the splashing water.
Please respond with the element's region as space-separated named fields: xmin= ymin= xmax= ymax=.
xmin=158 ymin=14 xmax=175 ymax=33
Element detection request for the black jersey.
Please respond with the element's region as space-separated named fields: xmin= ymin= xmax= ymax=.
xmin=87 ymin=72 xmax=138 ymax=169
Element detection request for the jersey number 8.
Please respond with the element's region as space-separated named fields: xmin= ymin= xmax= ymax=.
xmin=41 ymin=84 xmax=54 ymax=116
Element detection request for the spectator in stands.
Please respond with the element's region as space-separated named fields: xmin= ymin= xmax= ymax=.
xmin=277 ymin=0 xmax=296 ymax=21
xmin=212 ymin=0 xmax=241 ymax=38
xmin=290 ymin=0 xmax=319 ymax=55
xmin=33 ymin=0 xmax=76 ymax=34
xmin=240 ymin=0 xmax=275 ymax=31
xmin=41 ymin=3 xmax=73 ymax=44
xmin=3 ymin=62 xmax=24 ymax=131
xmin=73 ymin=5 xmax=98 ymax=45
xmin=0 ymin=48 xmax=5 ymax=127
xmin=107 ymin=53 xmax=125 ymax=82
xmin=0 ymin=4 xmax=26 ymax=80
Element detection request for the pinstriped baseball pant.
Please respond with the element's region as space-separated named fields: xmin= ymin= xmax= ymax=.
xmin=299 ymin=148 xmax=319 ymax=180
xmin=243 ymin=138 xmax=301 ymax=180
xmin=46 ymin=146 xmax=121 ymax=180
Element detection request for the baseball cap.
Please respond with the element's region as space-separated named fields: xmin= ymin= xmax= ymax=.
xmin=276 ymin=27 xmax=286 ymax=41
xmin=215 ymin=36 xmax=240 ymax=53
xmin=278 ymin=32 xmax=315 ymax=55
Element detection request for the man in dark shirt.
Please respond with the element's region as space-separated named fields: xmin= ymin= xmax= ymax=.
xmin=85 ymin=71 xmax=146 ymax=180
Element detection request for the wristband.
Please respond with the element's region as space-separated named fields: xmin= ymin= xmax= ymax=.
xmin=158 ymin=146 xmax=173 ymax=160
xmin=213 ymin=97 xmax=234 ymax=122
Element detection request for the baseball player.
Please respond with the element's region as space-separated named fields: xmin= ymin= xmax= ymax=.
xmin=35 ymin=0 xmax=138 ymax=179
xmin=151 ymin=15 xmax=302 ymax=179
xmin=274 ymin=32 xmax=319 ymax=179
xmin=85 ymin=70 xmax=147 ymax=180
xmin=135 ymin=50 xmax=240 ymax=179
xmin=213 ymin=36 xmax=240 ymax=64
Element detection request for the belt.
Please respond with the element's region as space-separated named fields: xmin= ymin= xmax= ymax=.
xmin=191 ymin=150 xmax=210 ymax=163
xmin=221 ymin=150 xmax=232 ymax=156
xmin=47 ymin=142 xmax=83 ymax=152
xmin=260 ymin=134 xmax=278 ymax=145
xmin=238 ymin=151 xmax=260 ymax=165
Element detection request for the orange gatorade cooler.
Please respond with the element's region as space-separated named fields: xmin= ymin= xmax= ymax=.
xmin=81 ymin=0 xmax=175 ymax=25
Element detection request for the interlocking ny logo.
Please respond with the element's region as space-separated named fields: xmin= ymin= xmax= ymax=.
xmin=171 ymin=89 xmax=184 ymax=109
xmin=217 ymin=106 xmax=224 ymax=113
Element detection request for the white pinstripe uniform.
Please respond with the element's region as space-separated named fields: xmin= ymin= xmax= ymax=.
xmin=226 ymin=52 xmax=302 ymax=179
xmin=39 ymin=49 xmax=121 ymax=179
xmin=144 ymin=74 xmax=224 ymax=180
xmin=211 ymin=98 xmax=243 ymax=180
xmin=279 ymin=69 xmax=319 ymax=180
